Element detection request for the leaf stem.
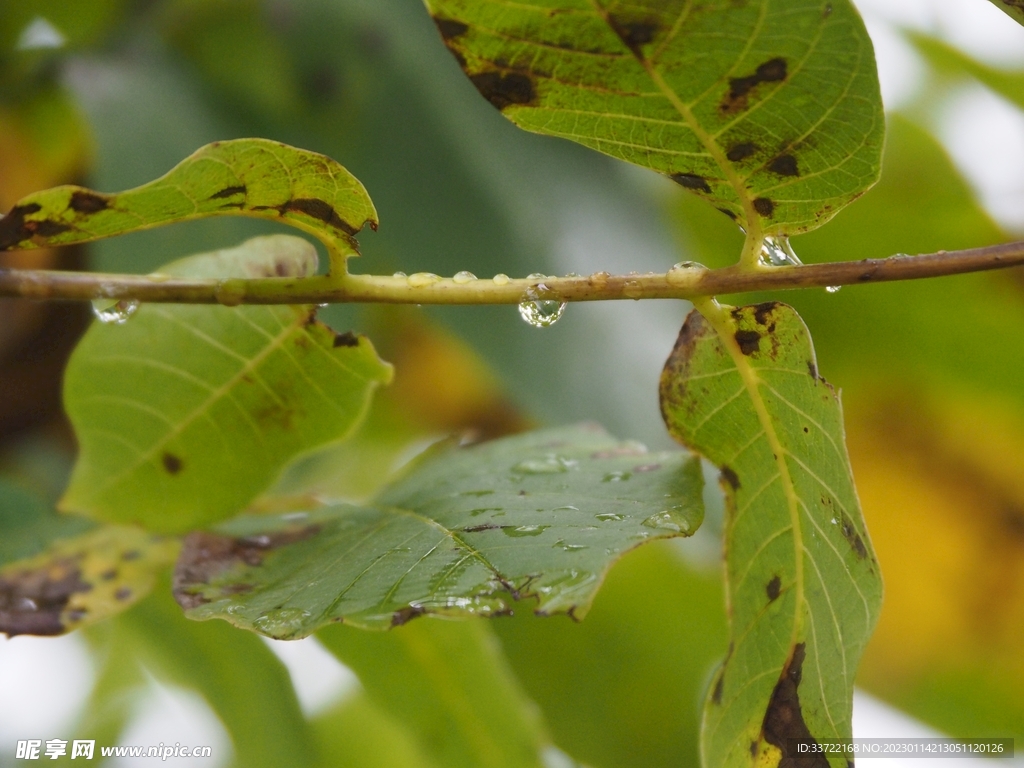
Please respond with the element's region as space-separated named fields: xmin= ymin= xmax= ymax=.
xmin=2 ymin=241 xmax=1024 ymax=304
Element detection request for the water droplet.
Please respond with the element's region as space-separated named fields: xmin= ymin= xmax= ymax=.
xmin=504 ymin=524 xmax=549 ymax=537
xmin=392 ymin=271 xmax=407 ymax=278
xmin=831 ymin=517 xmax=838 ymax=525
xmin=407 ymin=272 xmax=440 ymax=287
xmin=253 ymin=607 xmax=312 ymax=636
xmin=552 ymin=539 xmax=589 ymax=552
xmin=590 ymin=271 xmax=610 ymax=288
xmin=596 ymin=512 xmax=625 ymax=522
xmin=317 ymin=303 xmax=328 ymax=308
xmin=641 ymin=509 xmax=691 ymax=533
xmin=602 ymin=471 xmax=632 ymax=482
xmin=492 ymin=273 xmax=510 ymax=285
xmin=666 ymin=261 xmax=707 ymax=286
xmin=825 ymin=285 xmax=841 ymax=294
xmin=92 ymin=299 xmax=139 ymax=324
xmin=518 ymin=274 xmax=566 ymax=328
xmin=513 ymin=456 xmax=570 ymax=474
xmin=14 ymin=596 xmax=38 ymax=611
xmin=453 ymin=270 xmax=476 ymax=284
xmin=552 ymin=505 xmax=579 ymax=512
xmin=759 ymin=235 xmax=802 ymax=267
xmin=469 ymin=507 xmax=502 ymax=517
xmin=623 ymin=278 xmax=643 ymax=299
xmin=147 ymin=272 xmax=171 ymax=283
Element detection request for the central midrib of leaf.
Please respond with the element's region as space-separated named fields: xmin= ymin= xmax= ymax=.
xmin=586 ymin=0 xmax=762 ymax=232
xmin=696 ymin=299 xmax=805 ymax=660
xmin=82 ymin=308 xmax=326 ymax=498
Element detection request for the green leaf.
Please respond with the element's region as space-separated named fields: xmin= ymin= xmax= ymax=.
xmin=988 ymin=0 xmax=1024 ymax=26
xmin=318 ymin=620 xmax=550 ymax=768
xmin=0 ymin=479 xmax=93 ymax=568
xmin=0 ymin=138 xmax=377 ymax=264
xmin=312 ymin=693 xmax=440 ymax=768
xmin=172 ymin=424 xmax=704 ymax=637
xmin=908 ymin=31 xmax=1024 ymax=112
xmin=61 ymin=235 xmax=393 ymax=532
xmin=659 ymin=302 xmax=882 ymax=768
xmin=118 ymin=583 xmax=317 ymax=768
xmin=425 ymin=0 xmax=883 ymax=235
xmin=0 ymin=522 xmax=177 ymax=637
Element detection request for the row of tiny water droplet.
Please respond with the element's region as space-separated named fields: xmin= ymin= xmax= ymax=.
xmin=92 ymin=242 xmax=832 ymax=328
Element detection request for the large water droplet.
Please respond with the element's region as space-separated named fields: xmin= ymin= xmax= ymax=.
xmin=252 ymin=607 xmax=312 ymax=636
xmin=407 ymin=272 xmax=440 ymax=287
xmin=92 ymin=299 xmax=139 ymax=324
xmin=825 ymin=285 xmax=842 ymax=294
xmin=513 ymin=456 xmax=570 ymax=474
xmin=760 ymin=235 xmax=802 ymax=267
xmin=518 ymin=274 xmax=566 ymax=328
xmin=392 ymin=271 xmax=407 ymax=278
xmin=623 ymin=278 xmax=643 ymax=299
xmin=492 ymin=273 xmax=510 ymax=285
xmin=666 ymin=261 xmax=707 ymax=286
xmin=453 ymin=270 xmax=476 ymax=284
xmin=641 ymin=508 xmax=691 ymax=533
xmin=504 ymin=524 xmax=549 ymax=537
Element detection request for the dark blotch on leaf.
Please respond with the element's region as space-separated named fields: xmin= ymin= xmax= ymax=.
xmin=69 ymin=191 xmax=110 ymax=213
xmin=768 ymin=155 xmax=800 ymax=177
xmin=727 ymin=142 xmax=758 ymax=162
xmin=332 ymin=331 xmax=359 ymax=348
xmin=433 ymin=17 xmax=468 ymax=40
xmin=807 ymin=361 xmax=818 ymax=379
xmin=717 ymin=207 xmax=738 ymax=220
xmin=839 ymin=512 xmax=869 ymax=560
xmin=0 ymin=203 xmax=44 ymax=249
xmin=0 ymin=559 xmax=92 ymax=637
xmin=762 ymin=643 xmax=829 ymax=768
xmin=392 ymin=605 xmax=427 ymax=627
xmin=711 ymin=674 xmax=724 ymax=704
xmin=280 ymin=198 xmax=358 ymax=236
xmin=720 ymin=466 xmax=741 ymax=490
xmin=101 ymin=568 xmax=118 ymax=581
xmin=607 ymin=15 xmax=659 ymax=57
xmin=114 ymin=587 xmax=132 ymax=601
xmin=766 ymin=575 xmax=781 ymax=602
xmin=671 ymin=173 xmax=712 ymax=193
xmin=33 ymin=220 xmax=72 ymax=237
xmin=210 ymin=185 xmax=247 ymax=200
xmin=753 ymin=301 xmax=779 ymax=327
xmin=723 ymin=58 xmax=788 ymax=113
xmin=753 ymin=197 xmax=775 ymax=217
xmin=162 ymin=453 xmax=183 ymax=475
xmin=469 ymin=71 xmax=535 ymax=111
xmin=734 ymin=329 xmax=761 ymax=356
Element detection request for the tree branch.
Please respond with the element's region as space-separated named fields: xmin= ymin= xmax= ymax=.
xmin=2 ymin=241 xmax=1023 ymax=305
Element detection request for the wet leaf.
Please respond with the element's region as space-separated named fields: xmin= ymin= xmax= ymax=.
xmin=318 ymin=619 xmax=550 ymax=768
xmin=425 ymin=0 xmax=883 ymax=235
xmin=0 ymin=479 xmax=93 ymax=568
xmin=61 ymin=237 xmax=392 ymax=532
xmin=173 ymin=424 xmax=704 ymax=637
xmin=0 ymin=522 xmax=176 ymax=637
xmin=659 ymin=302 xmax=882 ymax=768
xmin=0 ymin=138 xmax=377 ymax=265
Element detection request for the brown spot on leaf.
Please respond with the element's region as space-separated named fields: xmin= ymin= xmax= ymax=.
xmin=722 ymin=58 xmax=788 ymax=113
xmin=469 ymin=71 xmax=535 ymax=111
xmin=462 ymin=523 xmax=504 ymax=533
xmin=0 ymin=558 xmax=92 ymax=637
xmin=671 ymin=173 xmax=712 ymax=193
xmin=33 ymin=220 xmax=72 ymax=237
xmin=173 ymin=525 xmax=321 ymax=610
xmin=734 ymin=329 xmax=761 ymax=356
xmin=101 ymin=568 xmax=118 ymax=581
xmin=717 ymin=207 xmax=738 ymax=220
xmin=607 ymin=15 xmax=659 ymax=57
xmin=210 ymin=185 xmax=247 ymax=200
xmin=332 ymin=331 xmax=359 ymax=348
xmin=807 ymin=361 xmax=818 ymax=379
xmin=0 ymin=204 xmax=43 ymax=249
xmin=727 ymin=142 xmax=758 ymax=162
xmin=433 ymin=17 xmax=468 ymax=40
xmin=768 ymin=155 xmax=799 ymax=177
xmin=762 ymin=643 xmax=829 ymax=768
xmin=721 ymin=466 xmax=741 ymax=490
xmin=122 ymin=550 xmax=141 ymax=561
xmin=711 ymin=674 xmax=724 ymax=704
xmin=767 ymin=575 xmax=781 ymax=602
xmin=839 ymin=512 xmax=869 ymax=559
xmin=392 ymin=604 xmax=427 ymax=626
xmin=69 ymin=190 xmax=110 ymax=213
xmin=753 ymin=301 xmax=780 ymax=327
xmin=162 ymin=453 xmax=183 ymax=474
xmin=280 ymin=198 xmax=358 ymax=236
xmin=114 ymin=587 xmax=132 ymax=601
xmin=753 ymin=197 xmax=775 ymax=217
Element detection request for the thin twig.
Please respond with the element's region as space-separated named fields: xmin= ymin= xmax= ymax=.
xmin=1 ymin=241 xmax=1022 ymax=305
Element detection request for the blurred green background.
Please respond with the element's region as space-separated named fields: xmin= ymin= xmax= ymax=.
xmin=2 ymin=0 xmax=1024 ymax=765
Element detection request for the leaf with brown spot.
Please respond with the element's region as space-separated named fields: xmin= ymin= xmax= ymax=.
xmin=659 ymin=302 xmax=881 ymax=768
xmin=173 ymin=425 xmax=704 ymax=638
xmin=61 ymin=237 xmax=392 ymax=533
xmin=0 ymin=138 xmax=376 ymax=268
xmin=424 ymin=0 xmax=883 ymax=236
